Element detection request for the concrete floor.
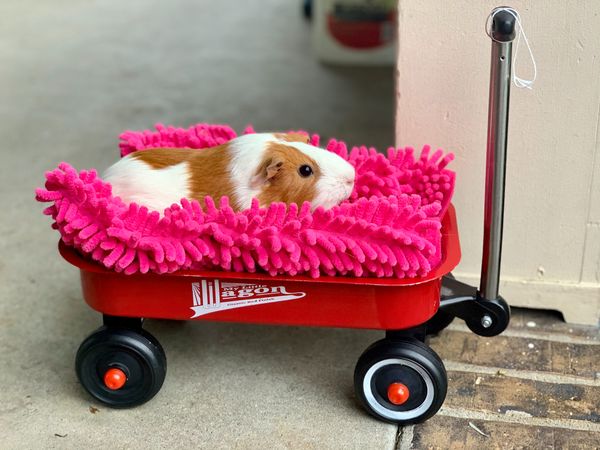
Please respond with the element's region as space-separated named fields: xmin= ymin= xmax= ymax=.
xmin=2 ymin=1 xmax=395 ymax=448
xmin=1 ymin=0 xmax=599 ymax=449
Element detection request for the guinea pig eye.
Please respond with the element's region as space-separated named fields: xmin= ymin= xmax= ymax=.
xmin=298 ymin=164 xmax=313 ymax=177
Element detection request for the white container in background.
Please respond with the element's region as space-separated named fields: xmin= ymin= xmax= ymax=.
xmin=312 ymin=0 xmax=397 ymax=65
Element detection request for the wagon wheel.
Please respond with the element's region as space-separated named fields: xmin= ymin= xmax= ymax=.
xmin=354 ymin=338 xmax=447 ymax=424
xmin=76 ymin=326 xmax=167 ymax=408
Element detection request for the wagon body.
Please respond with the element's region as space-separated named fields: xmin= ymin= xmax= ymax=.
xmin=60 ymin=205 xmax=461 ymax=331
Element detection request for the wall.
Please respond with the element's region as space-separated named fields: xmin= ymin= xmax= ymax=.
xmin=395 ymin=0 xmax=600 ymax=324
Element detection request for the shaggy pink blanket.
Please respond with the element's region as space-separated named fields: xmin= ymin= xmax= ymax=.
xmin=36 ymin=123 xmax=455 ymax=278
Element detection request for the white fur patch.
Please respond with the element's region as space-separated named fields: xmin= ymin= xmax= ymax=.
xmin=103 ymin=156 xmax=190 ymax=213
xmin=228 ymin=134 xmax=274 ymax=209
xmin=285 ymin=141 xmax=356 ymax=209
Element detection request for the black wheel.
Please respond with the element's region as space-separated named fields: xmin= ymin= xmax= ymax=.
xmin=354 ymin=338 xmax=447 ymax=424
xmin=75 ymin=326 xmax=167 ymax=408
xmin=465 ymin=309 xmax=510 ymax=337
xmin=464 ymin=296 xmax=511 ymax=337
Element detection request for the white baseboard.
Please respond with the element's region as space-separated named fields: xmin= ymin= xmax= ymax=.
xmin=453 ymin=273 xmax=600 ymax=326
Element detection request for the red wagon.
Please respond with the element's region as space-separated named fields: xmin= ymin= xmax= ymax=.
xmin=60 ymin=8 xmax=517 ymax=425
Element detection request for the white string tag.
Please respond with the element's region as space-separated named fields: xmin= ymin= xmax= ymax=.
xmin=486 ymin=7 xmax=537 ymax=89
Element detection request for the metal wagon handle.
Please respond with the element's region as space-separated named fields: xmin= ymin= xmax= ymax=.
xmin=480 ymin=7 xmax=516 ymax=303
xmin=436 ymin=7 xmax=516 ymax=337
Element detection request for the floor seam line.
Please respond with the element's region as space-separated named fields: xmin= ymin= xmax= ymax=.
xmin=438 ymin=406 xmax=600 ymax=432
xmin=442 ymin=361 xmax=600 ymax=386
xmin=397 ymin=425 xmax=415 ymax=450
xmin=445 ymin=323 xmax=600 ymax=346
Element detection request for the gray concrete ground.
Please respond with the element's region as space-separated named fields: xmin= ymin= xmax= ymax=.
xmin=1 ymin=0 xmax=396 ymax=448
xmin=2 ymin=1 xmax=599 ymax=449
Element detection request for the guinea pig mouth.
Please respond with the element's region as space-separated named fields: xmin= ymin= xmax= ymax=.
xmin=328 ymin=185 xmax=353 ymax=208
xmin=313 ymin=178 xmax=355 ymax=209
xmin=342 ymin=184 xmax=354 ymax=200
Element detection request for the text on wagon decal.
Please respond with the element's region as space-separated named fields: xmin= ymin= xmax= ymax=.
xmin=190 ymin=280 xmax=306 ymax=318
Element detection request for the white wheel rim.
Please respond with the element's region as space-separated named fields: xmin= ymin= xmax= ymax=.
xmin=362 ymin=358 xmax=435 ymax=421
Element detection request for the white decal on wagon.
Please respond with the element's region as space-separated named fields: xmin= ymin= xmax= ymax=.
xmin=190 ymin=280 xmax=306 ymax=318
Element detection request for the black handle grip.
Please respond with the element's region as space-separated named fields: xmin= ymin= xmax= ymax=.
xmin=491 ymin=8 xmax=516 ymax=42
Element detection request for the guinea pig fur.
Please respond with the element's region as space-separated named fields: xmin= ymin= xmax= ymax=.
xmin=103 ymin=133 xmax=356 ymax=213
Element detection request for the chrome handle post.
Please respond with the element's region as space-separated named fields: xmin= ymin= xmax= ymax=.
xmin=479 ymin=8 xmax=517 ymax=301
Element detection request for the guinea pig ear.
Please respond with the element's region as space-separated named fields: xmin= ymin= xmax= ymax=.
xmin=275 ymin=133 xmax=310 ymax=144
xmin=266 ymin=158 xmax=284 ymax=180
xmin=251 ymin=157 xmax=284 ymax=187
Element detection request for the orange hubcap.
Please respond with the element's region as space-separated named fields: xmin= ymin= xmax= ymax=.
xmin=387 ymin=382 xmax=410 ymax=405
xmin=104 ymin=367 xmax=127 ymax=390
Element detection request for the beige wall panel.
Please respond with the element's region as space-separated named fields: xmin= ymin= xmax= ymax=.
xmin=395 ymin=0 xmax=600 ymax=323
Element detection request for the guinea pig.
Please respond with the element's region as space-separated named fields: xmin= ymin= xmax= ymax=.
xmin=103 ymin=132 xmax=356 ymax=212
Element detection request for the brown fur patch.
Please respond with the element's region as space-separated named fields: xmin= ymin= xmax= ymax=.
xmin=132 ymin=148 xmax=194 ymax=169
xmin=273 ymin=133 xmax=310 ymax=144
xmin=256 ymin=142 xmax=320 ymax=207
xmin=133 ymin=145 xmax=236 ymax=210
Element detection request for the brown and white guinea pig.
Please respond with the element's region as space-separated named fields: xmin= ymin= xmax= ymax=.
xmin=103 ymin=133 xmax=356 ymax=212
